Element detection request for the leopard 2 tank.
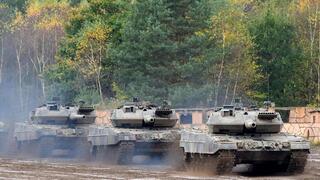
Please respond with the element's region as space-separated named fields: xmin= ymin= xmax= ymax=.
xmin=180 ymin=100 xmax=310 ymax=175
xmin=14 ymin=100 xmax=96 ymax=158
xmin=88 ymin=99 xmax=181 ymax=165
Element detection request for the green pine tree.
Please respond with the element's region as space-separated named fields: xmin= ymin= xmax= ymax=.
xmin=114 ymin=0 xmax=213 ymax=104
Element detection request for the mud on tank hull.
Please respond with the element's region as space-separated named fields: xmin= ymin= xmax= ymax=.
xmin=14 ymin=123 xmax=91 ymax=158
xmin=180 ymin=130 xmax=310 ymax=174
xmin=88 ymin=125 xmax=182 ymax=165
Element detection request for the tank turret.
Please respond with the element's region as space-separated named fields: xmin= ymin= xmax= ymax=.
xmin=111 ymin=99 xmax=178 ymax=128
xmin=30 ymin=101 xmax=96 ymax=125
xmin=207 ymin=104 xmax=283 ymax=134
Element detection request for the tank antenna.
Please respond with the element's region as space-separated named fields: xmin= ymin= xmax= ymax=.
xmin=267 ymin=72 xmax=270 ymax=102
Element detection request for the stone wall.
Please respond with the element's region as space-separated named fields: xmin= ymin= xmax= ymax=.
xmin=95 ymin=110 xmax=111 ymax=125
xmin=282 ymin=123 xmax=320 ymax=143
xmin=280 ymin=107 xmax=320 ymax=143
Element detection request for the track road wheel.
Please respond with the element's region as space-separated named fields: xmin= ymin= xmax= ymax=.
xmin=118 ymin=141 xmax=135 ymax=165
xmin=15 ymin=139 xmax=40 ymax=158
xmin=91 ymin=145 xmax=120 ymax=164
xmin=183 ymin=151 xmax=235 ymax=175
xmin=90 ymin=145 xmax=98 ymax=161
xmin=184 ymin=153 xmax=199 ymax=172
xmin=166 ymin=145 xmax=185 ymax=170
xmin=38 ymin=137 xmax=55 ymax=158
xmin=214 ymin=150 xmax=236 ymax=175
xmin=183 ymin=152 xmax=193 ymax=171
xmin=286 ymin=151 xmax=308 ymax=174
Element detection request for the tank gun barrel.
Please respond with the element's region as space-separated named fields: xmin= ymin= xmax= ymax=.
xmin=69 ymin=113 xmax=85 ymax=120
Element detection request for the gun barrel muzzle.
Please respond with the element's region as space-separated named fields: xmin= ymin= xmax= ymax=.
xmin=143 ymin=115 xmax=155 ymax=124
xmin=69 ymin=113 xmax=86 ymax=120
xmin=245 ymin=120 xmax=257 ymax=129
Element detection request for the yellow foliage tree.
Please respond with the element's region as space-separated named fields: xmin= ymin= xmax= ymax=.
xmin=76 ymin=21 xmax=112 ymax=103
xmin=210 ymin=0 xmax=261 ymax=104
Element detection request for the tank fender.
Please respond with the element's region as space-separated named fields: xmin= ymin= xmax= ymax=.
xmin=87 ymin=126 xmax=136 ymax=146
xmin=14 ymin=123 xmax=40 ymax=141
xmin=179 ymin=130 xmax=237 ymax=154
xmin=290 ymin=141 xmax=310 ymax=151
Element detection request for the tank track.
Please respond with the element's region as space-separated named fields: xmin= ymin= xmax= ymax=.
xmin=38 ymin=137 xmax=55 ymax=158
xmin=118 ymin=141 xmax=135 ymax=164
xmin=90 ymin=142 xmax=135 ymax=165
xmin=91 ymin=145 xmax=119 ymax=164
xmin=184 ymin=150 xmax=235 ymax=175
xmin=15 ymin=139 xmax=41 ymax=158
xmin=165 ymin=145 xmax=185 ymax=169
xmin=286 ymin=150 xmax=308 ymax=174
xmin=216 ymin=150 xmax=236 ymax=174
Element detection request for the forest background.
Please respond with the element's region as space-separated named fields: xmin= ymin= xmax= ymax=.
xmin=1 ymin=0 xmax=320 ymax=117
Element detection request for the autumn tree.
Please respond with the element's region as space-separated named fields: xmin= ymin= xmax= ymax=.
xmin=76 ymin=21 xmax=111 ymax=103
xmin=47 ymin=0 xmax=126 ymax=104
xmin=3 ymin=0 xmax=318 ymax=110
xmin=9 ymin=0 xmax=71 ymax=110
xmin=0 ymin=3 xmax=12 ymax=84
xmin=290 ymin=0 xmax=320 ymax=106
xmin=209 ymin=0 xmax=261 ymax=106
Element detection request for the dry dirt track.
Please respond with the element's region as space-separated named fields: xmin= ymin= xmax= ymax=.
xmin=0 ymin=148 xmax=319 ymax=180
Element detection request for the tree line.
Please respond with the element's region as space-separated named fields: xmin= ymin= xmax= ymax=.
xmin=0 ymin=0 xmax=319 ymax=114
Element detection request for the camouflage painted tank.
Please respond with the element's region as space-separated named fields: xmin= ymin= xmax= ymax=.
xmin=180 ymin=100 xmax=310 ymax=174
xmin=14 ymin=101 xmax=96 ymax=158
xmin=88 ymin=99 xmax=181 ymax=165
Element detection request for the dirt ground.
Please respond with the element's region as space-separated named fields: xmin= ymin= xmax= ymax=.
xmin=0 ymin=147 xmax=318 ymax=180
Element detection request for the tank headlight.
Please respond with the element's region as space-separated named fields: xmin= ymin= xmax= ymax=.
xmin=237 ymin=142 xmax=244 ymax=148
xmin=282 ymin=142 xmax=290 ymax=148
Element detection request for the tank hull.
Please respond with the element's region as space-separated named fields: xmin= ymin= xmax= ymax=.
xmin=88 ymin=125 xmax=181 ymax=165
xmin=180 ymin=129 xmax=310 ymax=174
xmin=14 ymin=123 xmax=91 ymax=158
